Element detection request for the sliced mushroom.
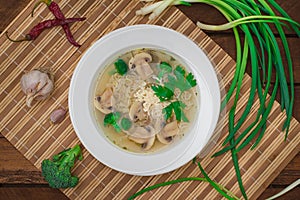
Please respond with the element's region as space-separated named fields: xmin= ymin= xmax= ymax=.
xmin=157 ymin=121 xmax=179 ymax=144
xmin=128 ymin=126 xmax=156 ymax=150
xmin=141 ymin=136 xmax=155 ymax=150
xmin=129 ymin=126 xmax=155 ymax=138
xmin=129 ymin=135 xmax=155 ymax=151
xmin=94 ymin=88 xmax=113 ymax=114
xmin=153 ymin=119 xmax=166 ymax=134
xmin=129 ymin=101 xmax=147 ymax=122
xmin=156 ymin=134 xmax=173 ymax=144
xmin=128 ymin=52 xmax=153 ymax=80
xmin=149 ymin=104 xmax=166 ymax=133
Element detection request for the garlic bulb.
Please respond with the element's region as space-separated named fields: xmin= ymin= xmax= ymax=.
xmin=20 ymin=69 xmax=54 ymax=107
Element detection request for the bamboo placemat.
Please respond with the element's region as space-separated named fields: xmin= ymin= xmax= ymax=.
xmin=0 ymin=0 xmax=299 ymax=199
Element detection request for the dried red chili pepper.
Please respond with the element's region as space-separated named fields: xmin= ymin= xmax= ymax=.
xmin=33 ymin=0 xmax=85 ymax=47
xmin=6 ymin=17 xmax=85 ymax=42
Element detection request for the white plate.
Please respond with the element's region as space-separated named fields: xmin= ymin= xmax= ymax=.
xmin=69 ymin=25 xmax=220 ymax=176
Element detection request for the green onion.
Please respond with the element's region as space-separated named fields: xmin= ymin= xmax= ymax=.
xmin=259 ymin=0 xmax=295 ymax=139
xmin=196 ymin=15 xmax=299 ymax=31
xmin=128 ymin=162 xmax=240 ymax=200
xmin=197 ymin=162 xmax=238 ymax=200
xmin=136 ymin=0 xmax=300 ymax=199
xmin=266 ymin=179 xmax=300 ymax=200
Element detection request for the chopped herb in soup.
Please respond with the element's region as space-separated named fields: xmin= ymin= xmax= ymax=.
xmin=94 ymin=49 xmax=198 ymax=153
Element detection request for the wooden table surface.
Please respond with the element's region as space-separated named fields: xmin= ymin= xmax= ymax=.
xmin=0 ymin=0 xmax=299 ymax=199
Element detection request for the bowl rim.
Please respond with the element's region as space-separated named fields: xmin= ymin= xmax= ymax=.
xmin=69 ymin=24 xmax=220 ymax=175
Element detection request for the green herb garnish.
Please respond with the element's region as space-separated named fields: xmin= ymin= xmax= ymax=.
xmin=157 ymin=62 xmax=172 ymax=80
xmin=120 ymin=118 xmax=132 ymax=131
xmin=163 ymin=101 xmax=189 ymax=122
xmin=104 ymin=112 xmax=121 ymax=132
xmin=151 ymin=85 xmax=174 ymax=102
xmin=128 ymin=161 xmax=239 ymax=200
xmin=114 ymin=59 xmax=128 ymax=75
xmin=165 ymin=66 xmax=197 ymax=93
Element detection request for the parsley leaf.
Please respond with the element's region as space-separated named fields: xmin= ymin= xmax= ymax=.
xmin=104 ymin=112 xmax=121 ymax=132
xmin=163 ymin=104 xmax=173 ymax=120
xmin=186 ymin=72 xmax=197 ymax=88
xmin=114 ymin=59 xmax=128 ymax=75
xmin=165 ymin=66 xmax=197 ymax=93
xmin=172 ymin=101 xmax=189 ymax=122
xmin=163 ymin=101 xmax=189 ymax=122
xmin=157 ymin=62 xmax=172 ymax=80
xmin=151 ymin=85 xmax=174 ymax=102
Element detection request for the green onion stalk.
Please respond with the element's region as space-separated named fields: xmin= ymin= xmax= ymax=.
xmin=134 ymin=0 xmax=300 ymax=199
xmin=128 ymin=162 xmax=240 ymax=200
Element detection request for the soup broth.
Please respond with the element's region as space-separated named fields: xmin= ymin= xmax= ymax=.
xmin=94 ymin=48 xmax=198 ymax=153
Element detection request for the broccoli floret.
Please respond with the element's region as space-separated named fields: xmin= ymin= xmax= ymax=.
xmin=41 ymin=144 xmax=83 ymax=188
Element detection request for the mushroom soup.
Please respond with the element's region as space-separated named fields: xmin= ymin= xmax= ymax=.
xmin=94 ymin=48 xmax=198 ymax=153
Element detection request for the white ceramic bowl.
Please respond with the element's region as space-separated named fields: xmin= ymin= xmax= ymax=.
xmin=69 ymin=25 xmax=220 ymax=176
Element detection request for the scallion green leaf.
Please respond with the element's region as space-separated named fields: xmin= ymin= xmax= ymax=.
xmin=136 ymin=1 xmax=299 ymax=199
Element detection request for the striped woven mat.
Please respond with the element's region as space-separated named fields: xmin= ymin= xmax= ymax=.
xmin=1 ymin=0 xmax=299 ymax=199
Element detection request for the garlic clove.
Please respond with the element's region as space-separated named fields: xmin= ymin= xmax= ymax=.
xmin=20 ymin=69 xmax=54 ymax=107
xmin=50 ymin=108 xmax=67 ymax=124
xmin=34 ymin=80 xmax=54 ymax=100
xmin=26 ymin=94 xmax=35 ymax=108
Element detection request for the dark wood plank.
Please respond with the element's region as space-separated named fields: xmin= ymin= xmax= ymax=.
xmin=0 ymin=136 xmax=66 ymax=199
xmin=0 ymin=187 xmax=68 ymax=200
xmin=0 ymin=137 xmax=46 ymax=184
xmin=271 ymin=152 xmax=300 ymax=185
xmin=0 ymin=0 xmax=30 ymax=31
xmin=258 ymin=187 xmax=300 ymax=200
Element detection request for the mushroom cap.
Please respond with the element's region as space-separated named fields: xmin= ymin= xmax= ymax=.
xmin=128 ymin=126 xmax=156 ymax=150
xmin=141 ymin=136 xmax=155 ymax=150
xmin=128 ymin=52 xmax=152 ymax=69
xmin=156 ymin=134 xmax=173 ymax=145
xmin=128 ymin=52 xmax=153 ymax=80
xmin=129 ymin=101 xmax=148 ymax=122
xmin=129 ymin=126 xmax=155 ymax=138
xmin=157 ymin=121 xmax=179 ymax=144
xmin=129 ymin=135 xmax=155 ymax=151
xmin=94 ymin=88 xmax=113 ymax=114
